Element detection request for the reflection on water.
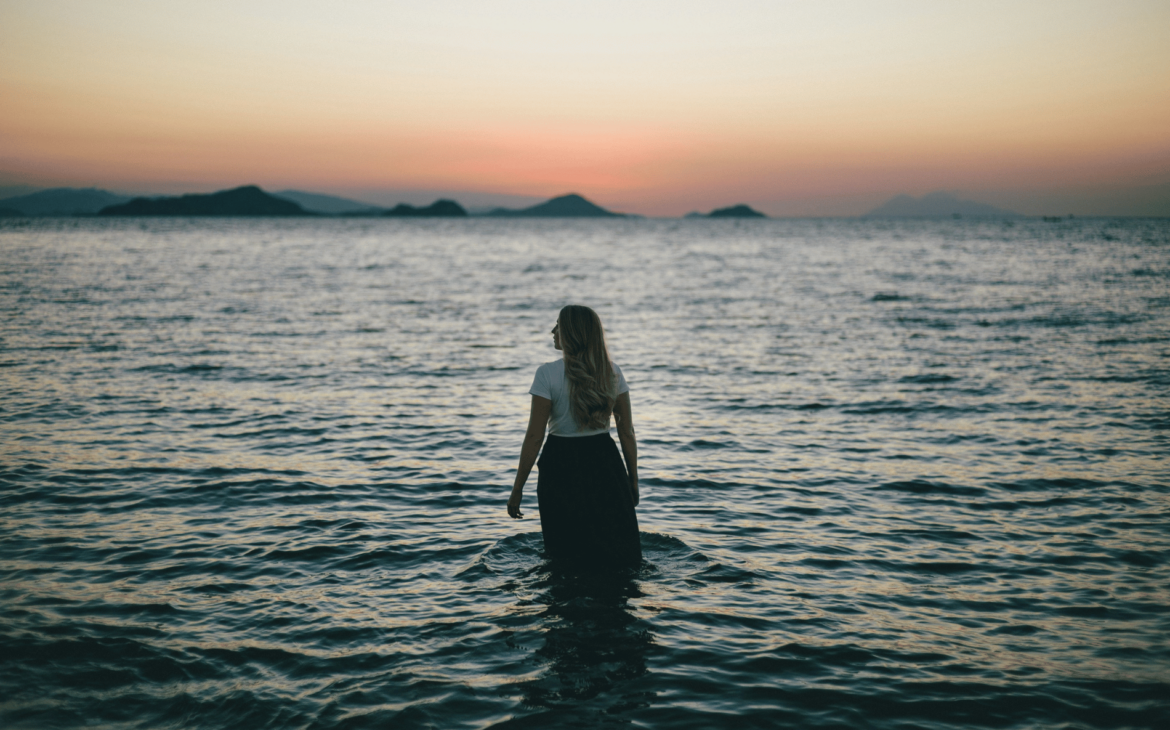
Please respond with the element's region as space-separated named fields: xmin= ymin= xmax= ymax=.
xmin=479 ymin=532 xmax=660 ymax=724
xmin=512 ymin=568 xmax=653 ymax=718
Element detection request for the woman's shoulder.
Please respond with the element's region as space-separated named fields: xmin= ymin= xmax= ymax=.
xmin=536 ymin=359 xmax=565 ymax=376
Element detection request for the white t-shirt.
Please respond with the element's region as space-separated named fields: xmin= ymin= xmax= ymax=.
xmin=529 ymin=359 xmax=629 ymax=437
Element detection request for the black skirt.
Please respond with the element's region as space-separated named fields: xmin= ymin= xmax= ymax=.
xmin=536 ymin=432 xmax=642 ymax=570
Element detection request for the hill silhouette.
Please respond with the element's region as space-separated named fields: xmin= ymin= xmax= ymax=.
xmin=708 ymin=204 xmax=766 ymax=218
xmin=485 ymin=193 xmax=621 ymax=217
xmin=99 ymin=186 xmax=310 ymax=216
xmin=865 ymin=192 xmax=1020 ymax=218
xmin=0 ymin=187 xmax=131 ymax=216
xmin=384 ymin=199 xmax=467 ymax=217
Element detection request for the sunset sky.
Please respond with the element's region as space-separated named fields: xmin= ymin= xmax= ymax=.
xmin=2 ymin=0 xmax=1168 ymax=215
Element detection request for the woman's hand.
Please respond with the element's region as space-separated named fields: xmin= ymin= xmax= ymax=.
xmin=629 ymin=477 xmax=639 ymax=507
xmin=507 ymin=488 xmax=524 ymax=519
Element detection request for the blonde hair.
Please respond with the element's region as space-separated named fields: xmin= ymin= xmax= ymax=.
xmin=558 ymin=305 xmax=617 ymax=431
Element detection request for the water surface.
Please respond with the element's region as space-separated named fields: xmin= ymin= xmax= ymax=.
xmin=1 ymin=217 xmax=1167 ymax=728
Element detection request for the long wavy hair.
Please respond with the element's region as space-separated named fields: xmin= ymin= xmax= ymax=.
xmin=558 ymin=305 xmax=617 ymax=431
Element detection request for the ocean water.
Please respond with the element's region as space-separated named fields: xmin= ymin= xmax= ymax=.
xmin=1 ymin=217 xmax=1167 ymax=729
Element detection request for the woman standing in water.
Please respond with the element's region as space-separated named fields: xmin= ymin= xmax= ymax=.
xmin=507 ymin=305 xmax=641 ymax=569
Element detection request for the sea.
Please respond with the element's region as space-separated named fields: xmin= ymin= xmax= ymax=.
xmin=1 ymin=216 xmax=1167 ymax=729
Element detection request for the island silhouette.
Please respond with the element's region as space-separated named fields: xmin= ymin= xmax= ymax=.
xmin=684 ymin=204 xmax=767 ymax=218
xmin=99 ymin=186 xmax=309 ymax=216
xmin=88 ymin=187 xmax=600 ymax=217
xmin=0 ymin=184 xmax=1048 ymax=219
xmin=710 ymin=204 xmax=766 ymax=218
xmin=384 ymin=199 xmax=467 ymax=217
xmin=485 ymin=193 xmax=623 ymax=217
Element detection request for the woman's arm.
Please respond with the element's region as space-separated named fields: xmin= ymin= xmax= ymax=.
xmin=508 ymin=395 xmax=552 ymax=518
xmin=612 ymin=391 xmax=639 ymax=506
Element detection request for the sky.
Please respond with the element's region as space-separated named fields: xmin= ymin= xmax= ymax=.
xmin=2 ymin=0 xmax=1168 ymax=216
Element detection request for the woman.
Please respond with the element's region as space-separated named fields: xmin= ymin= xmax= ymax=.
xmin=507 ymin=305 xmax=641 ymax=569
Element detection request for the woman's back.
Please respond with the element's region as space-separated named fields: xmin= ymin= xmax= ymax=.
xmin=530 ymin=359 xmax=629 ymax=437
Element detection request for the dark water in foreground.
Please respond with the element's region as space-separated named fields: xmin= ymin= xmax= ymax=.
xmin=1 ymin=217 xmax=1167 ymax=729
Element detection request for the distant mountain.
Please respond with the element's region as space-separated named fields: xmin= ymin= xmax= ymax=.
xmin=383 ymin=199 xmax=468 ymax=217
xmin=274 ymin=190 xmax=381 ymax=214
xmin=0 ymin=187 xmax=131 ymax=216
xmin=485 ymin=193 xmax=622 ymax=217
xmin=864 ymin=192 xmax=1020 ymax=218
xmin=0 ymin=185 xmax=40 ymax=199
xmin=708 ymin=204 xmax=766 ymax=218
xmin=99 ymin=186 xmax=310 ymax=216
